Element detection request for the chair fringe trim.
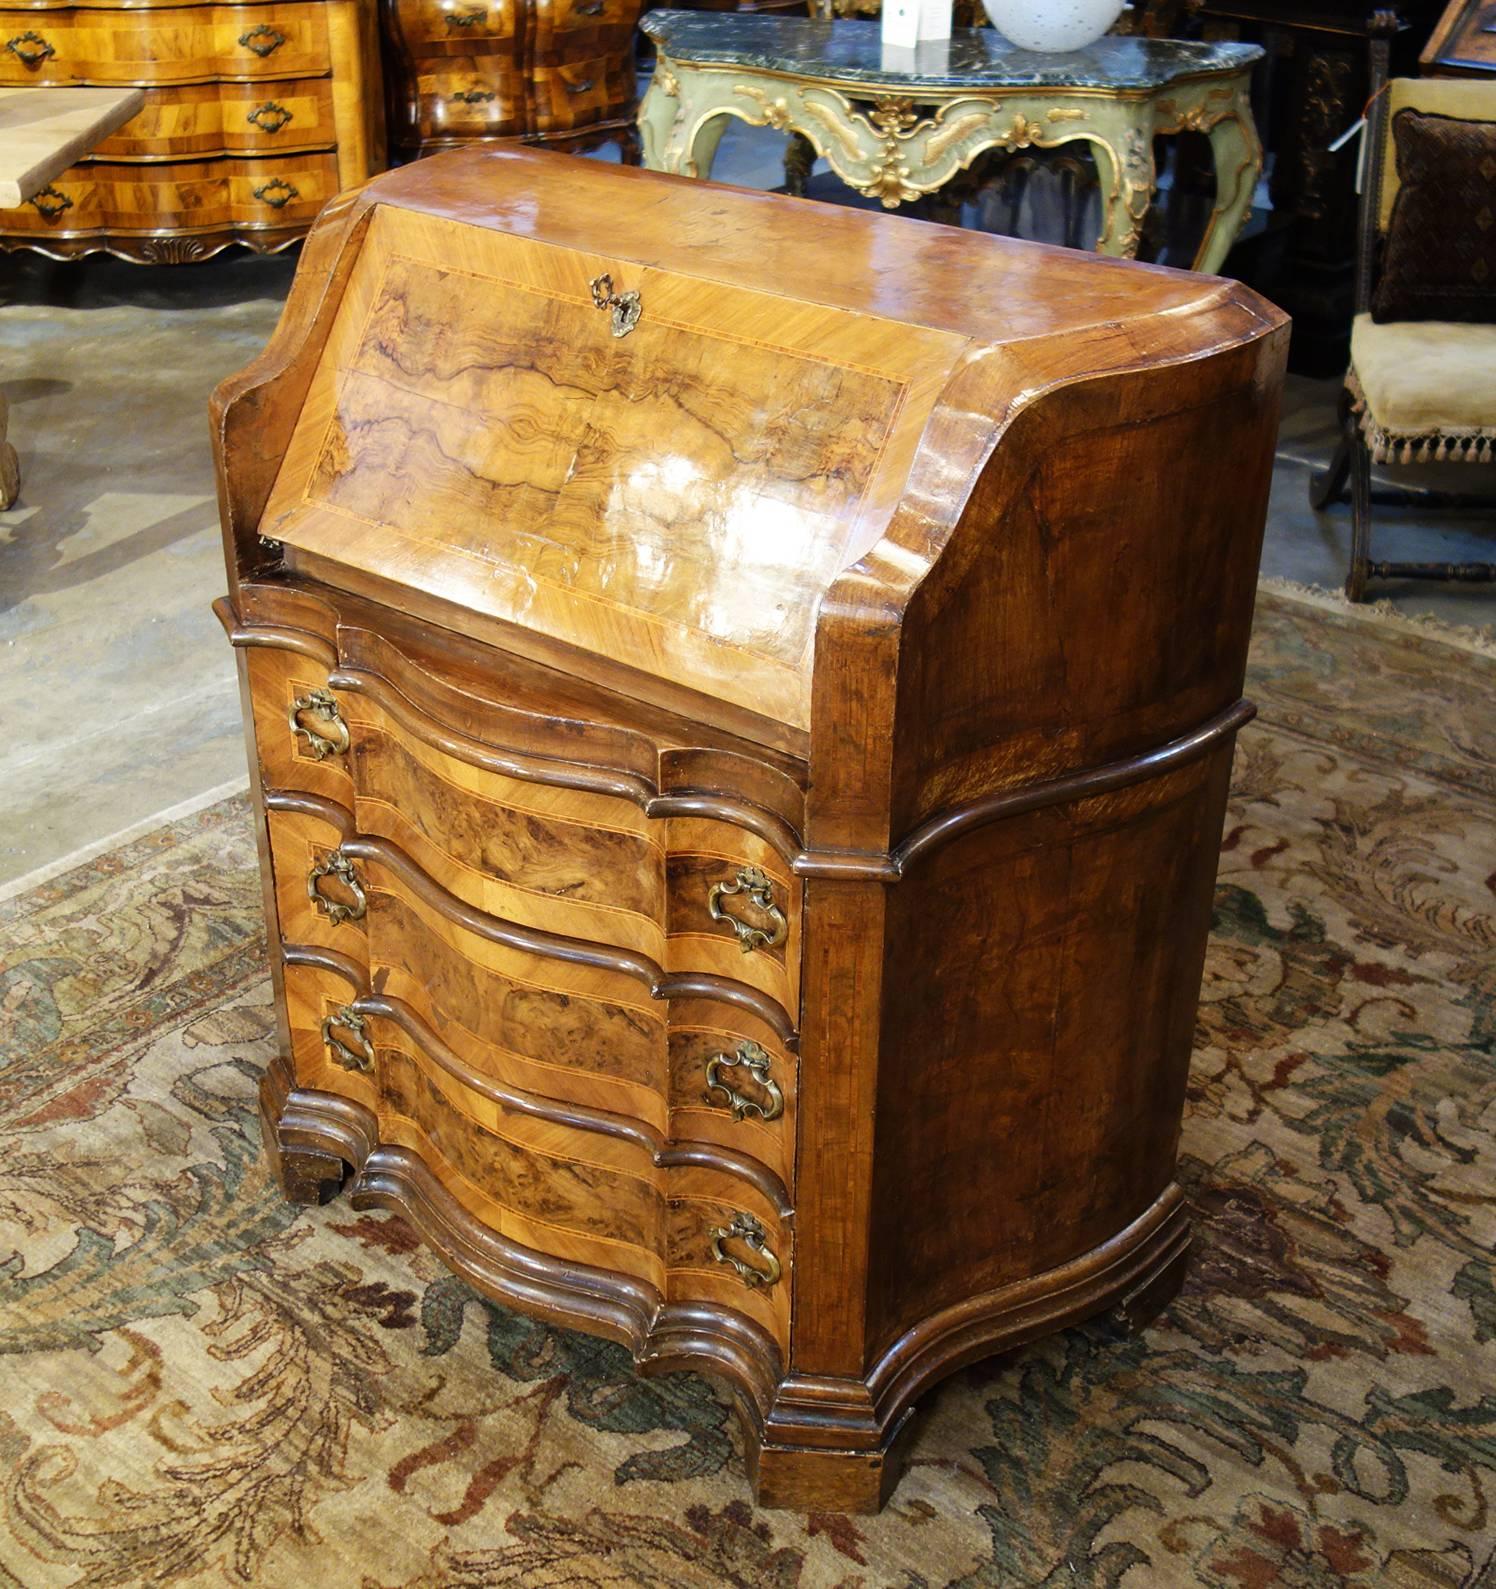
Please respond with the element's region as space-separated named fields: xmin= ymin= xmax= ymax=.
xmin=1346 ymin=370 xmax=1496 ymax=466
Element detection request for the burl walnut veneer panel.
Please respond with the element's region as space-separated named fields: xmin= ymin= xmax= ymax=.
xmin=215 ymin=147 xmax=1288 ymax=1513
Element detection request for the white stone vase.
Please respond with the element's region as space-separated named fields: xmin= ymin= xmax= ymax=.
xmin=981 ymin=0 xmax=1126 ymax=50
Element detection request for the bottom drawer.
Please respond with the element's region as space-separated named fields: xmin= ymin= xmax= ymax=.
xmin=410 ymin=56 xmax=527 ymax=139
xmin=528 ymin=55 xmax=632 ymax=132
xmin=284 ymin=959 xmax=792 ymax=1350
xmin=0 ymin=153 xmax=340 ymax=235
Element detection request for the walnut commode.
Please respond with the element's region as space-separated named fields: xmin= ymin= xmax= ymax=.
xmin=214 ymin=147 xmax=1287 ymax=1512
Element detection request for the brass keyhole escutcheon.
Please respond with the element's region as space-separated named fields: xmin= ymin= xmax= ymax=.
xmin=704 ymin=1041 xmax=784 ymax=1122
xmin=709 ymin=1212 xmax=781 ymax=1289
xmin=288 ymin=688 xmax=349 ymax=760
xmin=238 ymin=23 xmax=287 ymax=56
xmin=707 ymin=865 xmax=787 ymax=954
xmin=321 ymin=1005 xmax=373 ymax=1072
xmin=589 ymin=273 xmax=641 ymax=339
xmin=307 ymin=849 xmax=367 ymax=925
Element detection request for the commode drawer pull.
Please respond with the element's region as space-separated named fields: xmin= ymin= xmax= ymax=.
xmin=5 ymin=31 xmax=55 ymax=67
xmin=321 ymin=1005 xmax=373 ymax=1072
xmin=287 ymin=688 xmax=349 ymax=760
xmin=306 ymin=849 xmax=367 ymax=924
xmin=704 ymin=1041 xmax=784 ymax=1122
xmin=707 ymin=865 xmax=787 ymax=954
xmin=247 ymin=101 xmax=293 ymax=133
xmin=709 ymin=1212 xmax=781 ymax=1289
xmin=238 ymin=24 xmax=287 ymax=56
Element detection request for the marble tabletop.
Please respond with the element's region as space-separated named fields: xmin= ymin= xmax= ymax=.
xmin=639 ymin=11 xmax=1263 ymax=90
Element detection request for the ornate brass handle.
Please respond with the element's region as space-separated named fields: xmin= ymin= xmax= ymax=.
xmin=444 ymin=6 xmax=487 ymax=23
xmin=704 ymin=1041 xmax=784 ymax=1122
xmin=307 ymin=849 xmax=367 ymax=925
xmin=709 ymin=1213 xmax=781 ymax=1289
xmin=27 ymin=185 xmax=72 ymax=219
xmin=565 ymin=76 xmax=595 ymax=93
xmin=588 ymin=273 xmax=641 ymax=339
xmin=6 ymin=30 xmax=55 ymax=66
xmin=288 ymin=688 xmax=349 ymax=760
xmin=247 ymin=100 xmax=293 ymax=133
xmin=450 ymin=87 xmax=496 ymax=103
xmin=321 ymin=1006 xmax=373 ymax=1072
xmin=238 ymin=24 xmax=287 ymax=56
xmin=576 ymin=1 xmax=605 ymax=12
xmin=707 ymin=866 xmax=787 ymax=954
xmin=253 ymin=178 xmax=299 ymax=210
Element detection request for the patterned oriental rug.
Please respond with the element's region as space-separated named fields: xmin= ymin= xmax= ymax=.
xmin=1 ymin=587 xmax=1493 ymax=1589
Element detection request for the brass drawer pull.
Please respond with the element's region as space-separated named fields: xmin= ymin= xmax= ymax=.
xmin=239 ymin=24 xmax=287 ymax=56
xmin=709 ymin=1212 xmax=781 ymax=1289
xmin=707 ymin=865 xmax=786 ymax=954
xmin=27 ymin=185 xmax=72 ymax=219
xmin=321 ymin=1005 xmax=373 ymax=1072
xmin=307 ymin=849 xmax=367 ymax=924
xmin=576 ymin=1 xmax=606 ymax=13
xmin=444 ymin=7 xmax=488 ymax=24
xmin=253 ymin=178 xmax=299 ymax=210
xmin=247 ymin=101 xmax=293 ymax=133
xmin=288 ymin=688 xmax=349 ymax=759
xmin=565 ymin=76 xmax=596 ymax=94
xmin=6 ymin=31 xmax=55 ymax=67
xmin=451 ymin=87 xmax=497 ymax=103
xmin=588 ymin=273 xmax=641 ymax=339
xmin=704 ymin=1041 xmax=784 ymax=1122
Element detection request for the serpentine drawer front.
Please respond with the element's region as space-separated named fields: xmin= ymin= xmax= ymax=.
xmin=217 ymin=147 xmax=1287 ymax=1513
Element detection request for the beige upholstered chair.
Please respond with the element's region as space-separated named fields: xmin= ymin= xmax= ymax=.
xmin=1311 ymin=63 xmax=1496 ymax=600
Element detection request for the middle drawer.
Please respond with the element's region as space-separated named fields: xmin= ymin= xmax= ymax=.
xmin=266 ymin=799 xmax=797 ymax=1191
xmin=92 ymin=80 xmax=339 ymax=160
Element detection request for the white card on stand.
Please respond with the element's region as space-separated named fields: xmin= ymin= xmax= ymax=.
xmin=920 ymin=0 xmax=952 ymax=42
xmin=881 ymin=0 xmax=921 ymax=50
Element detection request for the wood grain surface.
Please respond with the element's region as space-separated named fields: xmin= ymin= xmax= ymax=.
xmin=217 ymin=148 xmax=1290 ymax=1512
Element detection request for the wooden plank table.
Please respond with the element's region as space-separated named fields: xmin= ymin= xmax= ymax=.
xmin=0 ymin=86 xmax=145 ymax=208
xmin=0 ymin=85 xmax=146 ymax=507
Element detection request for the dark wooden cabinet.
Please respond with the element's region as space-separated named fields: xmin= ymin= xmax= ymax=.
xmin=213 ymin=147 xmax=1287 ymax=1512
xmin=1174 ymin=4 xmax=1445 ymax=372
xmin=380 ymin=0 xmax=639 ymax=161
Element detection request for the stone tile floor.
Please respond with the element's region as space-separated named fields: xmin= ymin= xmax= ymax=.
xmin=2 ymin=127 xmax=1492 ymax=888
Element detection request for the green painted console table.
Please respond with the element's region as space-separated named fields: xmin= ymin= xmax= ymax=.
xmin=639 ymin=12 xmax=1264 ymax=273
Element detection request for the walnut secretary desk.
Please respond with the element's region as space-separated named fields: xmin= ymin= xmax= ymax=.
xmin=214 ymin=148 xmax=1288 ymax=1511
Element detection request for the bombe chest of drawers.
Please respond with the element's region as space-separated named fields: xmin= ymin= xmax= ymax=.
xmin=0 ymin=0 xmax=382 ymax=260
xmin=214 ymin=147 xmax=1287 ymax=1512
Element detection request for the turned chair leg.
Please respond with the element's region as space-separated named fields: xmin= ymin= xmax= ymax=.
xmin=1345 ymin=423 xmax=1374 ymax=603
xmin=1309 ymin=386 xmax=1353 ymax=511
xmin=1309 ymin=436 xmax=1351 ymax=510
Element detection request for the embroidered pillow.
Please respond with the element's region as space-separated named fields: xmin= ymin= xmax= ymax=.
xmin=1372 ymin=108 xmax=1496 ymax=324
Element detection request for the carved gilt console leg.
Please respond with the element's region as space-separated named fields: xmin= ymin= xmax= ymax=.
xmin=1089 ymin=113 xmax=1156 ymax=260
xmin=1195 ymin=94 xmax=1262 ymax=275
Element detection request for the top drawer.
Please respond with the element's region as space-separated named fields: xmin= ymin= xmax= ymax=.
xmin=386 ymin=0 xmax=519 ymax=50
xmin=0 ymin=5 xmax=331 ymax=86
